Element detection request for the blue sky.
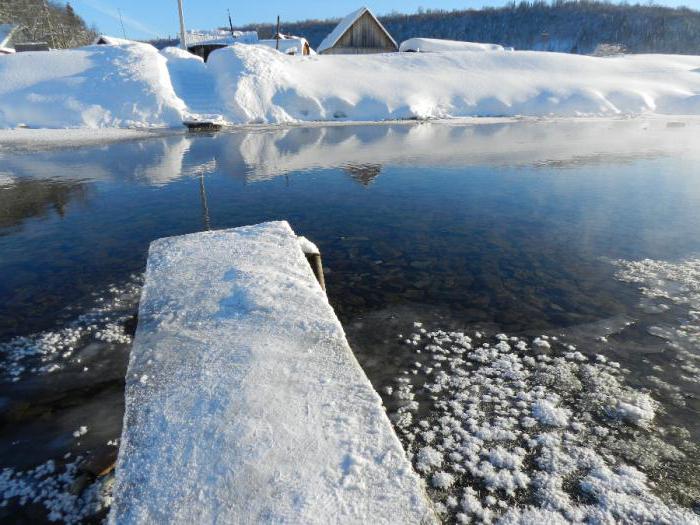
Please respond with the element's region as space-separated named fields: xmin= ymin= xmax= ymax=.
xmin=71 ymin=0 xmax=700 ymax=40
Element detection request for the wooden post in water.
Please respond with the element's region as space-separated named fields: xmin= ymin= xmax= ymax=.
xmin=305 ymin=252 xmax=326 ymax=292
xmin=298 ymin=236 xmax=325 ymax=292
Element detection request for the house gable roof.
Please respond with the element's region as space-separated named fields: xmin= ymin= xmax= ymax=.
xmin=317 ymin=6 xmax=397 ymax=53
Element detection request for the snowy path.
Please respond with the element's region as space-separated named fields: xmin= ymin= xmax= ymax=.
xmin=110 ymin=222 xmax=435 ymax=524
xmin=162 ymin=48 xmax=225 ymax=122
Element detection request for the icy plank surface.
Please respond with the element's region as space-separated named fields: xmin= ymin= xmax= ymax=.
xmin=110 ymin=221 xmax=434 ymax=524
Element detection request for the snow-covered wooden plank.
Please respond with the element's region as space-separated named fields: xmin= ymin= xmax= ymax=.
xmin=110 ymin=221 xmax=435 ymax=524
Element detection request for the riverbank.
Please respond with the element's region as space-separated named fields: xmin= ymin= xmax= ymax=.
xmin=1 ymin=42 xmax=699 ymax=130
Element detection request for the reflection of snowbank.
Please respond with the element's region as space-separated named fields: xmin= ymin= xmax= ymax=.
xmin=390 ymin=327 xmax=697 ymax=523
xmin=238 ymin=119 xmax=700 ymax=181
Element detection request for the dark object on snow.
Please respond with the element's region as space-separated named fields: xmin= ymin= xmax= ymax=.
xmin=15 ymin=42 xmax=50 ymax=52
xmin=187 ymin=43 xmax=227 ymax=62
xmin=184 ymin=121 xmax=223 ymax=132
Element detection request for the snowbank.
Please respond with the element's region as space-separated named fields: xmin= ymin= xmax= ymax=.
xmin=2 ymin=40 xmax=700 ymax=128
xmin=110 ymin=222 xmax=435 ymax=524
xmin=0 ymin=43 xmax=185 ymax=129
xmin=399 ymin=38 xmax=505 ymax=53
xmin=206 ymin=45 xmax=700 ymax=123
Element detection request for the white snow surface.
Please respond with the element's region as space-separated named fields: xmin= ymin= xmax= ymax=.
xmin=206 ymin=45 xmax=700 ymax=123
xmin=0 ymin=43 xmax=185 ymax=129
xmin=110 ymin=221 xmax=435 ymax=524
xmin=2 ymin=41 xmax=700 ymax=128
xmin=399 ymin=38 xmax=505 ymax=53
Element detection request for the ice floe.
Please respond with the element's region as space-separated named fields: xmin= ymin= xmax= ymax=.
xmin=389 ymin=324 xmax=698 ymax=523
xmin=0 ymin=275 xmax=142 ymax=382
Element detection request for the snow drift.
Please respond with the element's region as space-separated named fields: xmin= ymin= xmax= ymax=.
xmin=207 ymin=44 xmax=700 ymax=123
xmin=399 ymin=37 xmax=506 ymax=53
xmin=1 ymin=40 xmax=700 ymax=129
xmin=0 ymin=43 xmax=185 ymax=129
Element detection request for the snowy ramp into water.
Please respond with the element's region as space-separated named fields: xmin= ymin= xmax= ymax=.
xmin=109 ymin=221 xmax=435 ymax=524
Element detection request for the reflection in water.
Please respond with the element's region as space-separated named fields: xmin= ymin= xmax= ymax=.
xmin=344 ymin=164 xmax=382 ymax=186
xmin=1 ymin=119 xmax=700 ymax=522
xmin=0 ymin=178 xmax=89 ymax=234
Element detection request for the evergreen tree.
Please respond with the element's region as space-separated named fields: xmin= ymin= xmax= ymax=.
xmin=0 ymin=0 xmax=97 ymax=49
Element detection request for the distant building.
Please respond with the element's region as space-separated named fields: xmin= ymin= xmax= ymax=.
xmin=181 ymin=29 xmax=312 ymax=61
xmin=182 ymin=29 xmax=257 ymax=61
xmin=317 ymin=7 xmax=397 ymax=55
xmin=93 ymin=35 xmax=137 ymax=46
xmin=14 ymin=42 xmax=50 ymax=53
xmin=258 ymin=35 xmax=312 ymax=56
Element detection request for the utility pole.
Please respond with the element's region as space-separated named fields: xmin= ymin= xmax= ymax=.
xmin=228 ymin=9 xmax=235 ymax=38
xmin=275 ymin=15 xmax=280 ymax=50
xmin=177 ymin=0 xmax=187 ymax=50
xmin=118 ymin=8 xmax=127 ymax=39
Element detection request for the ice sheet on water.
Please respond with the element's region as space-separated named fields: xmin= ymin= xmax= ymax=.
xmin=0 ymin=457 xmax=112 ymax=524
xmin=0 ymin=275 xmax=142 ymax=382
xmin=389 ymin=326 xmax=698 ymax=523
xmin=614 ymin=257 xmax=700 ymax=385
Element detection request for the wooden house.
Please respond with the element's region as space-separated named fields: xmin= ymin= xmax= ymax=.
xmin=317 ymin=7 xmax=397 ymax=55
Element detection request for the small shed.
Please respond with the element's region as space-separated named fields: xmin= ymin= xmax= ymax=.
xmin=318 ymin=7 xmax=397 ymax=55
xmin=258 ymin=35 xmax=313 ymax=55
xmin=184 ymin=30 xmax=258 ymax=62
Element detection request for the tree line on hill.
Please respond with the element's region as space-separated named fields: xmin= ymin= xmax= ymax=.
xmin=236 ymin=0 xmax=700 ymax=55
xmin=0 ymin=0 xmax=96 ymax=49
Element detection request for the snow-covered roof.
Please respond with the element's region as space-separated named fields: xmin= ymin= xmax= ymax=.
xmin=183 ymin=29 xmax=257 ymax=48
xmin=0 ymin=23 xmax=17 ymax=48
xmin=317 ymin=6 xmax=397 ymax=54
xmin=399 ymin=37 xmax=506 ymax=53
xmin=258 ymin=36 xmax=313 ymax=55
xmin=93 ymin=35 xmax=137 ymax=46
xmin=0 ymin=46 xmax=15 ymax=55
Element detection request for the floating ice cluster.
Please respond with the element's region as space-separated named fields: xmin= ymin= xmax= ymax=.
xmin=615 ymin=258 xmax=700 ymax=385
xmin=0 ymin=457 xmax=112 ymax=523
xmin=1 ymin=276 xmax=142 ymax=382
xmin=389 ymin=325 xmax=698 ymax=523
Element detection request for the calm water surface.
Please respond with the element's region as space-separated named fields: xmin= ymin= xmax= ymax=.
xmin=1 ymin=119 xmax=699 ymax=520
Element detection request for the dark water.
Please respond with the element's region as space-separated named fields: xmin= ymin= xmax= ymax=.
xmin=1 ymin=119 xmax=699 ymax=519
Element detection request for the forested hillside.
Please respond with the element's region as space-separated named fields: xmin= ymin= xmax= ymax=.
xmin=237 ymin=1 xmax=700 ymax=55
xmin=0 ymin=0 xmax=96 ymax=49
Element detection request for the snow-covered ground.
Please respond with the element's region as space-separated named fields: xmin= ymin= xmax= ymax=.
xmin=110 ymin=222 xmax=435 ymax=523
xmin=0 ymin=43 xmax=185 ymax=129
xmin=208 ymin=45 xmax=700 ymax=123
xmin=1 ymin=41 xmax=700 ymax=129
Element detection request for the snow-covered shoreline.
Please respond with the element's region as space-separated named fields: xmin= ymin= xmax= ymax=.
xmin=1 ymin=42 xmax=700 ymax=130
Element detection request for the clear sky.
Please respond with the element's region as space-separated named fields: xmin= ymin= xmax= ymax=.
xmin=71 ymin=0 xmax=700 ymax=40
